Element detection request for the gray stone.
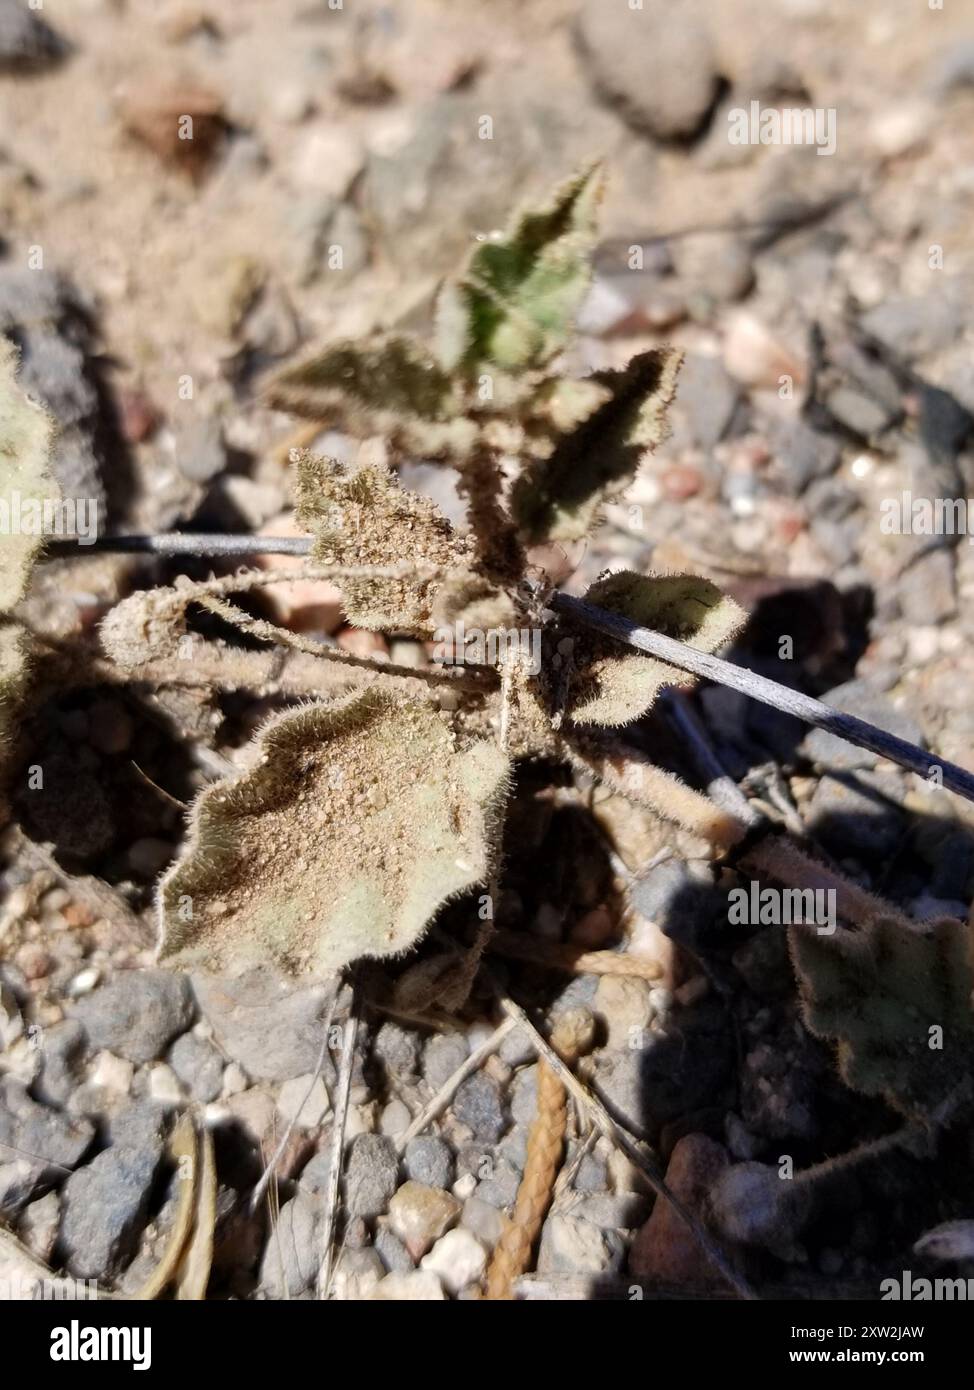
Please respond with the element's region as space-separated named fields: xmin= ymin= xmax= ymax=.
xmin=0 ymin=270 xmax=103 ymax=506
xmin=258 ymin=1191 xmax=319 ymax=1297
xmin=576 ymin=0 xmax=719 ymax=142
xmin=0 ymin=1078 xmax=93 ymax=1213
xmin=34 ymin=1019 xmax=87 ymax=1107
xmin=192 ymin=968 xmax=334 ymax=1083
xmin=297 ymin=1144 xmax=332 ymax=1197
xmin=574 ymin=1150 xmax=609 ymax=1194
xmin=509 ymin=1065 xmax=538 ymax=1127
xmin=475 ymin=1156 xmax=520 ymax=1210
xmin=453 ymin=1072 xmax=505 ymax=1144
xmin=895 ymin=547 xmax=957 ymax=626
xmin=403 ymin=1136 xmax=454 ymax=1190
xmin=374 ymin=1224 xmax=414 ymax=1274
xmin=70 ymin=970 xmax=195 ymax=1065
xmin=0 ymin=0 xmax=68 ymax=73
xmin=537 ymin=1212 xmax=625 ymax=1276
xmin=373 ymin=1022 xmax=421 ymax=1082
xmin=173 ymin=416 xmax=228 ymax=484
xmin=421 ymin=1033 xmax=469 ymax=1091
xmin=59 ymin=1105 xmax=167 ymax=1278
xmin=497 ymin=1025 xmax=535 ymax=1069
xmin=498 ymin=1126 xmax=528 ymax=1173
xmin=710 ymin=1161 xmax=813 ymax=1253
xmin=862 ymin=292 xmax=963 ymax=361
xmin=167 ymin=1032 xmax=224 ymax=1103
xmin=630 ymin=859 xmax=719 ymax=948
xmin=571 ymin=1192 xmax=651 ymax=1230
xmin=344 ymin=1134 xmax=399 ymax=1219
xmin=803 ymin=677 xmax=924 ymax=773
xmin=766 ymin=414 xmax=841 ymax=494
xmin=667 ymin=353 xmax=741 ymax=452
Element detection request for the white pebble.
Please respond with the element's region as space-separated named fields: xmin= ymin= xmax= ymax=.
xmin=420 ymin=1228 xmax=487 ymax=1296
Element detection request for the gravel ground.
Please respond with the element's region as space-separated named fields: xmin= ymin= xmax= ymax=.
xmin=2 ymin=0 xmax=974 ymax=1301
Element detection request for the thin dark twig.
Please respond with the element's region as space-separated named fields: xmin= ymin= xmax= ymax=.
xmin=551 ymin=591 xmax=974 ymax=806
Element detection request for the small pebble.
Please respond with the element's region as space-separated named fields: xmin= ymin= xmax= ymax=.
xmin=388 ymin=1181 xmax=461 ymax=1259
xmin=420 ymin=1228 xmax=487 ymax=1295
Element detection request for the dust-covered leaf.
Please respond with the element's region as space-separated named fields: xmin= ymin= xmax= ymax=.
xmin=511 ymin=347 xmax=682 ymax=543
xmin=0 ymin=337 xmax=57 ymax=612
xmin=1 ymin=339 xmax=56 ymax=797
xmin=789 ymin=914 xmax=974 ymax=1119
xmin=435 ymin=165 xmax=603 ymax=376
xmin=563 ymin=570 xmax=747 ymax=726
xmin=265 ymin=334 xmax=478 ymax=460
xmin=157 ymin=690 xmax=510 ymax=979
xmin=296 ymin=451 xmax=472 ymax=632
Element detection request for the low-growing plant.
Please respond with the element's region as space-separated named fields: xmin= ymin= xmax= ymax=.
xmin=3 ymin=168 xmax=972 ymax=1141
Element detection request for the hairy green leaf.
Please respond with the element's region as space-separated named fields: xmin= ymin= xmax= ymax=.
xmin=157 ymin=690 xmax=511 ymax=979
xmin=435 ymin=165 xmax=603 ymax=376
xmin=790 ymin=915 xmax=974 ymax=1118
xmin=511 ymin=347 xmax=683 ymax=543
xmin=265 ymin=335 xmax=478 ymax=460
xmin=564 ymin=569 xmax=747 ymax=726
xmin=296 ymin=451 xmax=471 ymax=632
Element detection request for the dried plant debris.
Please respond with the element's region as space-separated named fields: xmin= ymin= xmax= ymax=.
xmin=789 ymin=914 xmax=974 ymax=1119
xmin=564 ymin=570 xmax=747 ymax=726
xmin=295 ymin=452 xmax=471 ymax=632
xmin=158 ymin=690 xmax=511 ymax=978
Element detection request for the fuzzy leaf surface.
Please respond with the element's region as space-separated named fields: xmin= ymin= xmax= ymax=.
xmin=564 ymin=570 xmax=747 ymax=726
xmin=296 ymin=451 xmax=471 ymax=632
xmin=511 ymin=347 xmax=682 ymax=543
xmin=158 ymin=690 xmax=510 ymax=979
xmin=435 ymin=165 xmax=603 ymax=376
xmin=265 ymin=335 xmax=478 ymax=460
xmin=790 ymin=915 xmax=974 ymax=1118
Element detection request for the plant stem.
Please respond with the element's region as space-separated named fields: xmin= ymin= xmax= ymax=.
xmin=551 ymin=591 xmax=974 ymax=806
xmin=48 ymin=531 xmax=974 ymax=806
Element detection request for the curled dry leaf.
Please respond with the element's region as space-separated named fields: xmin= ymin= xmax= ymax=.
xmin=134 ymin=1112 xmax=216 ymax=1301
xmin=296 ymin=451 xmax=471 ymax=633
xmin=789 ymin=914 xmax=974 ymax=1119
xmin=563 ymin=570 xmax=747 ymax=727
xmin=157 ymin=689 xmax=511 ymax=978
xmin=511 ymin=347 xmax=683 ymax=544
xmin=435 ymin=164 xmax=603 ymax=376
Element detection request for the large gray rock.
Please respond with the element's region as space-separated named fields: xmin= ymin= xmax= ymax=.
xmin=0 ymin=1078 xmax=93 ymax=1213
xmin=0 ymin=270 xmax=104 ymax=508
xmin=69 ymin=970 xmax=195 ymax=1065
xmin=343 ymin=1134 xmax=399 ymax=1219
xmin=576 ymin=0 xmax=720 ymax=142
xmin=258 ymin=1191 xmax=320 ymax=1298
xmin=803 ymin=677 xmax=924 ymax=773
xmin=0 ymin=0 xmax=68 ymax=72
xmin=59 ymin=1105 xmax=167 ymax=1278
xmin=192 ymin=968 xmax=334 ymax=1083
